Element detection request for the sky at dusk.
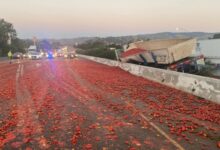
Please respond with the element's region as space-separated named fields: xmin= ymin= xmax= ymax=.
xmin=0 ymin=0 xmax=220 ymax=38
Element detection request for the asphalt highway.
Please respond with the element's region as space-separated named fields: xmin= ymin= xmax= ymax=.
xmin=0 ymin=58 xmax=219 ymax=149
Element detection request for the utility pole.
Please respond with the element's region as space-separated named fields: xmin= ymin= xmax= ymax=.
xmin=33 ymin=36 xmax=37 ymax=46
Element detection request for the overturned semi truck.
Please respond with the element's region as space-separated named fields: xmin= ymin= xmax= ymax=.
xmin=120 ymin=38 xmax=205 ymax=73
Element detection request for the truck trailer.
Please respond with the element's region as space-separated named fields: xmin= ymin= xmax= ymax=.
xmin=120 ymin=38 xmax=205 ymax=73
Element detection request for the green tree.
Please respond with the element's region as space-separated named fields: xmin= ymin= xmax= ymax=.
xmin=0 ymin=19 xmax=20 ymax=56
xmin=76 ymin=40 xmax=117 ymax=60
xmin=213 ymin=33 xmax=220 ymax=39
xmin=11 ymin=38 xmax=26 ymax=53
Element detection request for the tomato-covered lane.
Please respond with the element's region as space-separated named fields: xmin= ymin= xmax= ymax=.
xmin=0 ymin=58 xmax=220 ymax=150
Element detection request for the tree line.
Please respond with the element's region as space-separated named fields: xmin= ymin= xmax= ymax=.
xmin=0 ymin=19 xmax=27 ymax=56
xmin=76 ymin=40 xmax=122 ymax=60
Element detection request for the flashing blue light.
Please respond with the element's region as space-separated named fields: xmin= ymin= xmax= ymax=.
xmin=47 ymin=53 xmax=53 ymax=59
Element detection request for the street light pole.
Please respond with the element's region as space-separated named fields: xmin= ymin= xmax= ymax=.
xmin=7 ymin=33 xmax=11 ymax=45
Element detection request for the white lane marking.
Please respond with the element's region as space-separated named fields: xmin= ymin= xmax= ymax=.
xmin=15 ymin=61 xmax=44 ymax=142
xmin=16 ymin=64 xmax=21 ymax=80
xmin=16 ymin=63 xmax=23 ymax=128
xmin=20 ymin=64 xmax=24 ymax=76
xmin=124 ymin=101 xmax=185 ymax=150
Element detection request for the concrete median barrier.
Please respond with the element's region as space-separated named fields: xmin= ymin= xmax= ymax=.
xmin=79 ymin=55 xmax=220 ymax=104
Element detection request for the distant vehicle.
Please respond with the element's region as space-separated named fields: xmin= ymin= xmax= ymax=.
xmin=46 ymin=51 xmax=58 ymax=59
xmin=40 ymin=52 xmax=45 ymax=57
xmin=13 ymin=52 xmax=23 ymax=59
xmin=57 ymin=52 xmax=64 ymax=57
xmin=28 ymin=51 xmax=42 ymax=59
xmin=23 ymin=53 xmax=28 ymax=58
xmin=46 ymin=52 xmax=53 ymax=59
xmin=28 ymin=45 xmax=37 ymax=52
xmin=64 ymin=52 xmax=76 ymax=59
